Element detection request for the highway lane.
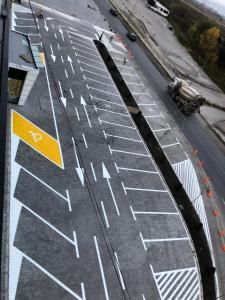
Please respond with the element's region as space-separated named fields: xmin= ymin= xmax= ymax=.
xmin=94 ymin=0 xmax=225 ymax=200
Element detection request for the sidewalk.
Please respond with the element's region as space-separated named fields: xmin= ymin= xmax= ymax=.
xmin=108 ymin=0 xmax=225 ymax=141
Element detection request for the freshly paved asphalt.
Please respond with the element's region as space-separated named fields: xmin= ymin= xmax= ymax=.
xmin=94 ymin=0 xmax=225 ymax=200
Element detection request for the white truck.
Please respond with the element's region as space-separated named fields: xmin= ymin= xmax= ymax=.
xmin=167 ymin=77 xmax=205 ymax=115
xmin=146 ymin=0 xmax=169 ymax=17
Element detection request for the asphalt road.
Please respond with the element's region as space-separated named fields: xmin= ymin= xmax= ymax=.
xmin=94 ymin=0 xmax=225 ymax=200
xmin=7 ymin=2 xmax=202 ymax=299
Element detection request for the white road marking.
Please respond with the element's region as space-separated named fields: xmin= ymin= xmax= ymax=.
xmin=44 ymin=60 xmax=64 ymax=168
xmin=123 ymin=186 xmax=167 ymax=193
xmin=90 ymin=162 xmax=97 ymax=182
xmin=94 ymin=236 xmax=110 ymax=300
xmin=73 ymin=230 xmax=80 ymax=258
xmin=65 ymin=69 xmax=68 ymax=78
xmin=72 ymin=41 xmax=97 ymax=53
xmin=121 ymin=181 xmax=126 ymax=195
xmin=69 ymin=36 xmax=94 ymax=47
xmin=126 ymin=82 xmax=144 ymax=86
xmin=80 ymin=96 xmax=92 ymax=127
xmin=75 ymin=107 xmax=80 ymax=121
xmin=144 ymin=237 xmax=189 ymax=243
xmin=66 ymin=190 xmax=72 ymax=212
xmin=114 ymin=164 xmax=158 ymax=174
xmin=142 ymin=295 xmax=146 ymax=300
xmin=83 ymin=75 xmax=115 ymax=88
xmin=162 ymin=142 xmax=180 ymax=148
xmin=87 ymin=85 xmax=119 ymax=97
xmin=20 ymin=166 xmax=70 ymax=207
xmin=94 ymin=106 xmax=128 ymax=117
xmin=99 ymin=118 xmax=135 ymax=130
xmin=121 ymin=72 xmax=138 ymax=76
xmin=102 ymin=162 xmax=120 ymax=215
xmin=114 ymin=252 xmax=125 ymax=290
xmin=90 ymin=95 xmax=123 ymax=106
xmin=44 ymin=19 xmax=48 ymax=31
xmin=67 ymin=55 xmax=75 ymax=74
xmin=78 ymin=60 xmax=108 ymax=72
xmin=154 ymin=126 xmax=171 ymax=133
xmin=72 ymin=46 xmax=100 ymax=58
xmin=138 ymin=103 xmax=156 ymax=106
xmin=61 ymin=55 xmax=64 ymax=63
xmin=59 ymin=27 xmax=65 ymax=41
xmin=50 ymin=44 xmax=56 ymax=62
xmin=139 ymin=232 xmax=147 ymax=251
xmin=54 ymin=32 xmax=58 ymax=39
xmin=22 ymin=251 xmax=85 ymax=300
xmin=58 ymin=80 xmax=67 ymax=107
xmin=52 ymin=24 xmax=54 ymax=30
xmin=70 ymin=88 xmax=74 ymax=98
xmin=130 ymin=206 xmax=179 ymax=221
xmin=108 ymin=146 xmax=148 ymax=157
xmin=101 ymin=201 xmax=109 ymax=228
xmin=144 ymin=114 xmax=163 ymax=118
xmin=82 ymin=133 xmax=88 ymax=148
xmin=132 ymin=92 xmax=148 ymax=95
xmin=72 ymin=137 xmax=84 ymax=186
xmin=103 ymin=131 xmax=142 ymax=143
xmin=81 ymin=68 xmax=110 ymax=79
xmin=76 ymin=53 xmax=105 ymax=66
xmin=117 ymin=65 xmax=134 ymax=70
xmin=57 ymin=43 xmax=60 ymax=50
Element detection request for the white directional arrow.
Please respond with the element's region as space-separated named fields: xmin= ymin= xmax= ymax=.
xmin=59 ymin=27 xmax=65 ymax=41
xmin=80 ymin=96 xmax=92 ymax=128
xmin=102 ymin=162 xmax=120 ymax=215
xmin=72 ymin=137 xmax=84 ymax=186
xmin=50 ymin=44 xmax=56 ymax=62
xmin=44 ymin=19 xmax=49 ymax=32
xmin=67 ymin=55 xmax=74 ymax=74
xmin=58 ymin=81 xmax=67 ymax=107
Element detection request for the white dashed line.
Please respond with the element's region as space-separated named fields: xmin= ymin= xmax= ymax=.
xmin=82 ymin=133 xmax=88 ymax=148
xmin=75 ymin=107 xmax=80 ymax=121
xmin=101 ymin=201 xmax=109 ymax=228
xmin=90 ymin=162 xmax=97 ymax=182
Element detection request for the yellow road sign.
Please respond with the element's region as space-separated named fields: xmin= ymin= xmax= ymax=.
xmin=12 ymin=110 xmax=63 ymax=168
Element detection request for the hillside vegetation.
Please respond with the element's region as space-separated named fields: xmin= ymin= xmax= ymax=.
xmin=159 ymin=0 xmax=225 ymax=92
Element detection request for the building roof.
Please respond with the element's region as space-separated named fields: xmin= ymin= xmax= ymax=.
xmin=9 ymin=30 xmax=37 ymax=70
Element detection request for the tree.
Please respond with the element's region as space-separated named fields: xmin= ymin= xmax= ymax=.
xmin=199 ymin=26 xmax=221 ymax=63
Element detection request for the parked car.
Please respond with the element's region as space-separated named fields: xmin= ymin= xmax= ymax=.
xmin=109 ymin=8 xmax=118 ymax=16
xmin=127 ymin=32 xmax=137 ymax=41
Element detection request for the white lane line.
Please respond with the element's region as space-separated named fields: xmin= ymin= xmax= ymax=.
xmin=72 ymin=46 xmax=100 ymax=58
xmin=132 ymin=92 xmax=149 ymax=95
xmin=57 ymin=43 xmax=60 ymax=50
xmin=130 ymin=206 xmax=179 ymax=221
xmin=82 ymin=133 xmax=88 ymax=148
xmin=69 ymin=36 xmax=94 ymax=46
xmin=115 ymin=164 xmax=158 ymax=174
xmin=121 ymin=72 xmax=138 ymax=76
xmin=52 ymin=24 xmax=54 ymax=30
xmin=108 ymin=146 xmax=149 ymax=157
xmin=65 ymin=69 xmax=68 ymax=78
xmin=154 ymin=126 xmax=171 ymax=133
xmin=90 ymin=162 xmax=97 ymax=182
xmin=162 ymin=142 xmax=180 ymax=148
xmin=87 ymin=85 xmax=120 ymax=97
xmin=144 ymin=114 xmax=163 ymax=118
xmin=99 ymin=118 xmax=136 ymax=130
xmin=22 ymin=252 xmax=85 ymax=300
xmin=123 ymin=186 xmax=168 ymax=193
xmin=78 ymin=60 xmax=108 ymax=72
xmin=66 ymin=190 xmax=72 ymax=212
xmin=126 ymin=82 xmax=144 ymax=86
xmin=81 ymin=96 xmax=92 ymax=128
xmin=138 ymin=103 xmax=157 ymax=106
xmin=94 ymin=236 xmax=110 ymax=300
xmin=83 ymin=75 xmax=115 ymax=88
xmin=75 ymin=107 xmax=80 ymax=121
xmin=54 ymin=32 xmax=57 ymax=39
xmin=114 ymin=252 xmax=125 ymax=290
xmin=144 ymin=237 xmax=189 ymax=243
xmin=72 ymin=42 xmax=98 ymax=53
xmin=21 ymin=203 xmax=76 ymax=247
xmin=142 ymin=294 xmax=146 ymax=300
xmin=61 ymin=55 xmax=64 ymax=63
xmin=90 ymin=94 xmax=123 ymax=107
xmin=95 ymin=106 xmax=128 ymax=117
xmin=76 ymin=53 xmax=104 ymax=65
xmin=121 ymin=182 xmax=127 ymax=195
xmin=70 ymin=88 xmax=74 ymax=98
xmin=73 ymin=230 xmax=80 ymax=259
xmin=117 ymin=64 xmax=134 ymax=69
xmin=102 ymin=162 xmax=120 ymax=216
xmin=44 ymin=60 xmax=64 ymax=168
xmin=20 ymin=165 xmax=70 ymax=207
xmin=139 ymin=232 xmax=147 ymax=251
xmin=80 ymin=68 xmax=111 ymax=79
xmin=103 ymin=131 xmax=142 ymax=143
xmin=71 ymin=137 xmax=84 ymax=186
xmin=101 ymin=201 xmax=109 ymax=228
